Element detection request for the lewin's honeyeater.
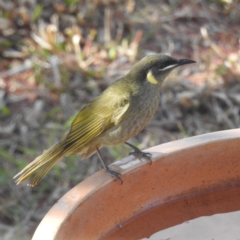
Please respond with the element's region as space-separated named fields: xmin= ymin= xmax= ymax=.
xmin=14 ymin=54 xmax=195 ymax=186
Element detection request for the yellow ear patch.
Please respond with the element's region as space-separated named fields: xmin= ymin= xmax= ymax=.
xmin=147 ymin=70 xmax=158 ymax=84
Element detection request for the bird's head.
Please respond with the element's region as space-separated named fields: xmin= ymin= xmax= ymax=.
xmin=129 ymin=54 xmax=195 ymax=85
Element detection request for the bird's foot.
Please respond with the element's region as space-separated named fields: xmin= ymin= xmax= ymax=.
xmin=96 ymin=147 xmax=123 ymax=184
xmin=129 ymin=148 xmax=152 ymax=164
xmin=102 ymin=166 xmax=123 ymax=184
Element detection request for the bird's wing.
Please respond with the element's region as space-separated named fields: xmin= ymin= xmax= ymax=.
xmin=62 ymin=96 xmax=130 ymax=153
xmin=111 ymin=99 xmax=130 ymax=125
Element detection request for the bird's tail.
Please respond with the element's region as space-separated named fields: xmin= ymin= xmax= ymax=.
xmin=14 ymin=140 xmax=65 ymax=186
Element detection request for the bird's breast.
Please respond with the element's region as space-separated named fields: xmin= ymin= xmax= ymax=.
xmin=96 ymin=84 xmax=161 ymax=146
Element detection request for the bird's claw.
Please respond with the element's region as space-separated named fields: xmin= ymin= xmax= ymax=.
xmin=101 ymin=166 xmax=123 ymax=184
xmin=129 ymin=150 xmax=152 ymax=164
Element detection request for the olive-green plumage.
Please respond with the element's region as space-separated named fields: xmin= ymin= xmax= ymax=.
xmin=14 ymin=54 xmax=195 ymax=186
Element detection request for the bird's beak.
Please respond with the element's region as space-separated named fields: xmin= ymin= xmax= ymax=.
xmin=160 ymin=58 xmax=196 ymax=72
xmin=177 ymin=58 xmax=196 ymax=66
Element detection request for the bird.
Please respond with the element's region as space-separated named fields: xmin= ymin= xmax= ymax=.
xmin=14 ymin=54 xmax=195 ymax=186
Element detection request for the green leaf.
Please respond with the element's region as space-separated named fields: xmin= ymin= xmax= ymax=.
xmin=32 ymin=4 xmax=43 ymax=22
xmin=108 ymin=46 xmax=117 ymax=60
xmin=1 ymin=106 xmax=10 ymax=116
xmin=64 ymin=0 xmax=79 ymax=7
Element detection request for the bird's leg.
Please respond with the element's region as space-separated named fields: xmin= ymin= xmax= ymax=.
xmin=125 ymin=142 xmax=152 ymax=163
xmin=96 ymin=148 xmax=123 ymax=184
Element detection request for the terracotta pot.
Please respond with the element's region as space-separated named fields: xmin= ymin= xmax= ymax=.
xmin=32 ymin=129 xmax=240 ymax=240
